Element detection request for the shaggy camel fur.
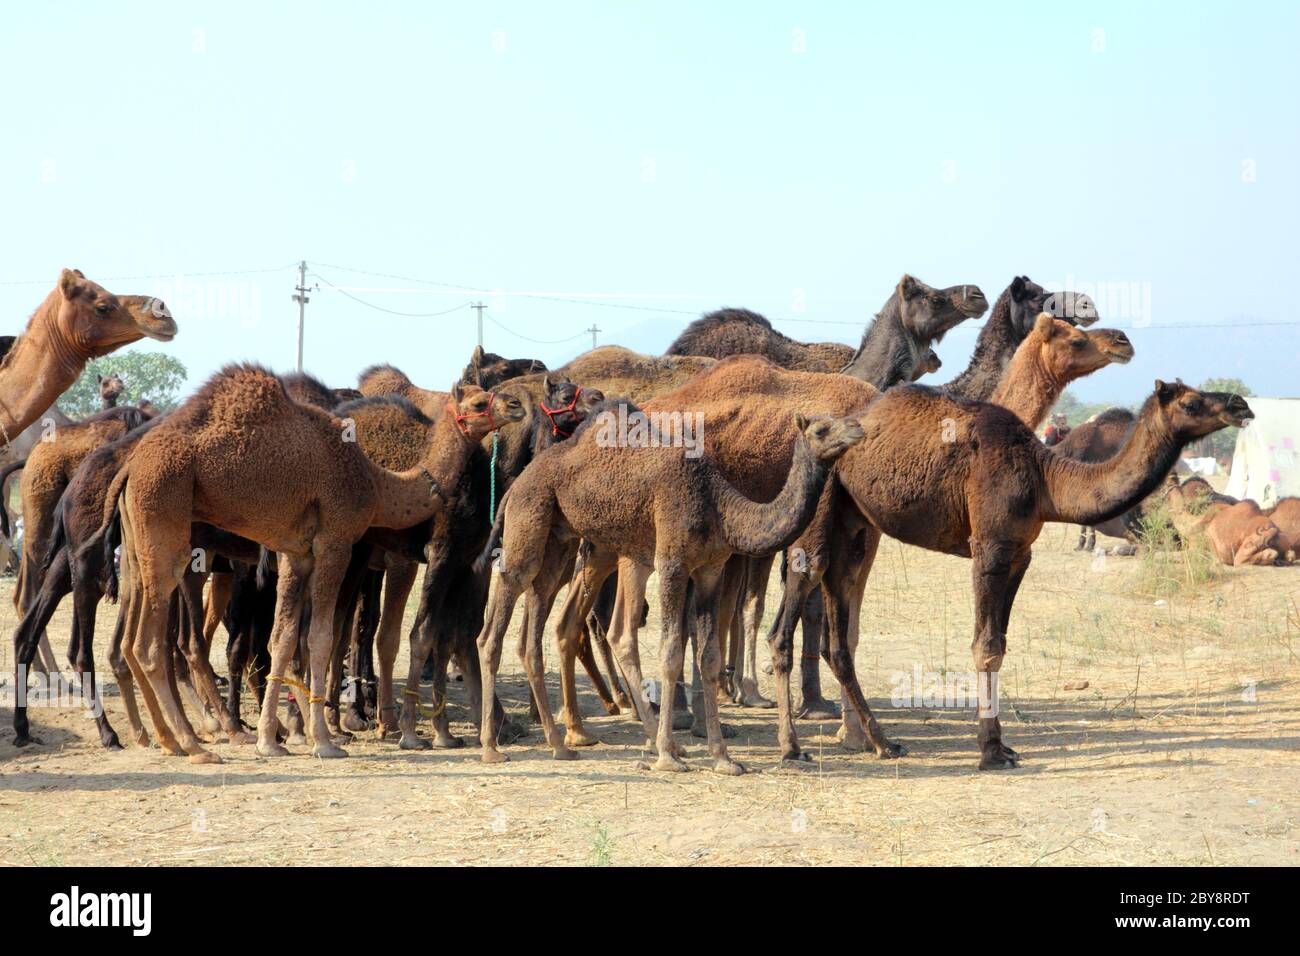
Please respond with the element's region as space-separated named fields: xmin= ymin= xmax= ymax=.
xmin=0 ymin=270 xmax=176 ymax=445
xmin=943 ymin=276 xmax=1098 ymax=400
xmin=800 ymin=382 xmax=1251 ymax=769
xmin=666 ymin=308 xmax=855 ymax=372
xmin=460 ymin=345 xmax=546 ymax=389
xmin=103 ymin=365 xmax=523 ymax=762
xmin=1164 ymin=481 xmax=1283 ymax=566
xmin=554 ymin=346 xmax=716 ymax=404
xmin=477 ymin=393 xmax=865 ymax=773
xmin=839 ymin=275 xmax=987 ymax=387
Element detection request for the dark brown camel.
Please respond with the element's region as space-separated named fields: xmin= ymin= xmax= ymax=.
xmin=0 ymin=270 xmax=176 ymax=444
xmin=1055 ymin=408 xmax=1145 ymax=550
xmin=790 ymin=381 xmax=1251 ymax=769
xmin=666 ymin=308 xmax=855 ymax=372
xmin=99 ymin=365 xmax=523 ymax=762
xmin=838 ymin=275 xmax=987 ymax=387
xmin=460 ymin=345 xmax=546 ymax=389
xmin=98 ymin=373 xmax=125 ymax=409
xmin=476 ymin=394 xmax=865 ymax=773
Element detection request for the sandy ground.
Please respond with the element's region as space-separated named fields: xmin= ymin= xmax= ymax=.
xmin=1 ymin=523 xmax=1297 ymax=867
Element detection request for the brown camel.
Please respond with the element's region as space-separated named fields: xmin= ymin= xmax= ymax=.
xmin=98 ymin=373 xmax=125 ymax=409
xmin=553 ymin=346 xmax=716 ymax=403
xmin=477 ymin=391 xmax=866 ymax=773
xmin=460 ymin=345 xmax=546 ymax=388
xmin=666 ymin=308 xmax=856 ymax=372
xmin=1164 ymin=480 xmax=1283 ymax=566
xmin=0 ymin=270 xmax=176 ymax=445
xmin=838 ymin=275 xmax=987 ymax=387
xmin=102 ymin=364 xmax=523 ymax=762
xmin=1264 ymin=497 xmax=1300 ymax=560
xmin=790 ymin=381 xmax=1251 ymax=769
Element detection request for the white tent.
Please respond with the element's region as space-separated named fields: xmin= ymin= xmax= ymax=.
xmin=1224 ymin=397 xmax=1300 ymax=506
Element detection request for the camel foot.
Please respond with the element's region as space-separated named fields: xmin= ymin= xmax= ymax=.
xmin=652 ymin=753 xmax=689 ymax=773
xmin=797 ymin=698 xmax=841 ymax=721
xmin=13 ymin=733 xmax=40 ymax=747
xmin=227 ymin=729 xmax=256 ymax=745
xmin=201 ymin=715 xmax=222 ymax=735
xmin=481 ymin=747 xmax=509 ymax=764
xmin=615 ymin=694 xmax=633 ymax=710
xmin=398 ymin=732 xmax=432 ymax=751
xmin=780 ymin=747 xmax=809 ymax=763
xmin=286 ymin=732 xmax=308 ymax=747
xmin=132 ymin=728 xmax=150 ymax=747
xmin=497 ymin=719 xmax=528 ymax=745
xmin=552 ymin=745 xmax=579 ymax=761
xmin=837 ymin=728 xmax=869 ymax=753
xmin=341 ymin=712 xmax=369 ymax=733
xmin=601 ymin=700 xmax=621 ymax=716
xmin=312 ymin=742 xmax=349 ymax=759
xmin=432 ymin=733 xmax=465 ymax=750
xmin=691 ymin=720 xmax=737 ymax=739
xmin=565 ymin=728 xmax=600 ymax=748
xmin=737 ymin=682 xmax=775 ymax=708
xmin=256 ymin=739 xmax=290 ymax=757
xmin=711 ymin=756 xmax=746 ymax=776
xmin=187 ymin=749 xmax=222 ymax=765
xmin=978 ymin=746 xmax=1020 ymax=771
xmin=875 ymin=741 xmax=907 ymax=760
xmin=158 ymin=741 xmax=184 ymax=757
xmin=100 ymin=734 xmax=124 ymax=752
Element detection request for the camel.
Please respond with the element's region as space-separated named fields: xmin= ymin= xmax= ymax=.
xmin=942 ymin=276 xmax=1098 ymax=400
xmin=838 ymin=275 xmax=987 ymax=387
xmin=553 ymin=346 xmax=716 ymax=403
xmin=547 ymin=320 xmax=1132 ymax=749
xmin=460 ymin=345 xmax=546 ymax=388
xmin=1264 ymin=497 xmax=1300 ymax=560
xmin=1164 ymin=480 xmax=1283 ymax=566
xmin=99 ymin=364 xmax=524 ymax=762
xmin=666 ymin=308 xmax=856 ymax=372
xmin=98 ymin=374 xmax=125 ymax=409
xmin=912 ymin=348 xmax=941 ymax=381
xmin=779 ymin=381 xmax=1251 ymax=769
xmin=0 ymin=270 xmax=176 ymax=445
xmin=476 ymin=392 xmax=866 ymax=772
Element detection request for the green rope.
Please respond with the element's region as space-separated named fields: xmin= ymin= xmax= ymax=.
xmin=488 ymin=430 xmax=498 ymax=526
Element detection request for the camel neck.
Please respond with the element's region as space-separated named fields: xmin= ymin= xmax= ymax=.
xmin=990 ymin=346 xmax=1060 ymax=429
xmin=1042 ymin=402 xmax=1180 ymax=526
xmin=366 ymin=411 xmax=482 ymax=530
xmin=0 ymin=299 xmax=88 ymax=444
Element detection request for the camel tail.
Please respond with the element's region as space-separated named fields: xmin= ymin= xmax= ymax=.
xmin=255 ymin=546 xmax=275 ymax=590
xmin=0 ymin=456 xmax=26 ymax=539
xmin=42 ymin=494 xmax=68 ymax=575
xmin=474 ymin=488 xmax=512 ymax=576
xmin=81 ymin=465 xmax=130 ymax=602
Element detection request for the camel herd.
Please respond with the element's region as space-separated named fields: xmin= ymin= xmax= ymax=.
xmin=1 ymin=267 xmax=1279 ymax=773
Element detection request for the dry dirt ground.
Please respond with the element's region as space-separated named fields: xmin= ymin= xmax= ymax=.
xmin=1 ymin=525 xmax=1297 ymax=866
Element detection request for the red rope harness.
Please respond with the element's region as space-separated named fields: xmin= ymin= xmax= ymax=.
xmin=452 ymin=392 xmax=499 ymax=436
xmin=540 ymin=386 xmax=583 ymax=438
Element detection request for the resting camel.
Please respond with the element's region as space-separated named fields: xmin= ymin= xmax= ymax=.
xmin=99 ymin=364 xmax=524 ymax=762
xmin=0 ymin=269 xmax=176 ymax=445
xmin=1264 ymin=497 xmax=1300 ymax=560
xmin=477 ymin=395 xmax=866 ymax=773
xmin=786 ymin=381 xmax=1251 ymax=769
xmin=1164 ymin=480 xmax=1282 ymax=566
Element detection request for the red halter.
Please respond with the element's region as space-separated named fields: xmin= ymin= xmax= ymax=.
xmin=452 ymin=392 xmax=499 ymax=437
xmin=540 ymin=386 xmax=583 ymax=439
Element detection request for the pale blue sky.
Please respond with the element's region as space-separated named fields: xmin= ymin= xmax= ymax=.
xmin=2 ymin=1 xmax=1297 ymax=401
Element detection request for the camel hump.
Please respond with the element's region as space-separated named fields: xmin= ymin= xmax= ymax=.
xmin=358 ymin=363 xmax=413 ymax=394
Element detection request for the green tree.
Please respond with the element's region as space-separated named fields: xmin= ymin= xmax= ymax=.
xmin=58 ymin=351 xmax=188 ymax=417
xmin=1049 ymin=389 xmax=1121 ymax=429
xmin=1197 ymin=377 xmax=1252 ymax=461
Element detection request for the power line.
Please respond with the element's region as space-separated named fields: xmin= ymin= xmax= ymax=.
xmin=311 ymin=270 xmax=472 ymax=317
xmin=0 ymin=263 xmax=297 ymax=287
xmin=483 ymin=313 xmax=591 ymax=345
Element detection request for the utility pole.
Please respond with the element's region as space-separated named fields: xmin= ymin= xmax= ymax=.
xmin=292 ymin=260 xmax=310 ymax=372
xmin=471 ymin=301 xmax=486 ymax=349
xmin=588 ymin=323 xmax=601 ymax=350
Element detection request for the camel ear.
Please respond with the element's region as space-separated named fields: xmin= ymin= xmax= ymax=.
xmin=543 ymin=374 xmax=554 ymax=394
xmin=451 ymin=382 xmax=465 ymax=403
xmin=1155 ymin=379 xmax=1179 ymax=402
xmin=96 ymin=373 xmax=103 ymax=384
xmin=470 ymin=345 xmax=484 ymax=366
xmin=1033 ymin=312 xmax=1055 ymax=336
xmin=59 ymin=268 xmax=84 ymax=300
xmin=898 ymin=275 xmax=922 ymax=299
xmin=1010 ymin=275 xmax=1030 ymax=302
xmin=794 ymin=412 xmax=809 ymax=431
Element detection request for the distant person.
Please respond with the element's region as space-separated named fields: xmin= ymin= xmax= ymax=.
xmin=1043 ymin=413 xmax=1071 ymax=447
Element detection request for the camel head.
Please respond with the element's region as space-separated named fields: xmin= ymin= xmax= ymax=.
xmin=896 ymin=274 xmax=988 ymax=341
xmin=1007 ymin=277 xmax=1100 ymax=336
xmin=1153 ymin=380 xmax=1253 ymax=439
xmin=794 ymin=412 xmax=866 ymax=462
xmin=448 ymin=381 xmax=526 ymax=440
xmin=97 ymin=372 xmax=125 ymax=403
xmin=51 ymin=270 xmax=178 ymax=358
xmin=535 ymin=375 xmax=605 ymax=438
xmin=462 ymin=345 xmax=548 ymax=389
xmin=1025 ymin=313 xmax=1133 ymax=384
xmin=910 ymin=348 xmax=942 ymax=381
xmin=1046 ymin=290 xmax=1099 ymax=327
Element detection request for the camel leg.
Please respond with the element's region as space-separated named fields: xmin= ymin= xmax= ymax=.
xmin=738 ymin=554 xmax=775 ymax=707
xmin=476 ymin=575 xmax=526 ymax=763
xmin=342 ymin=567 xmax=382 ymax=732
xmin=372 ymin=559 xmax=416 ymax=739
xmin=106 ymin=594 xmax=147 ymax=747
xmin=178 ymin=570 xmax=252 ymax=743
xmin=519 ymin=546 xmax=582 ymax=760
xmin=969 ymin=538 xmax=1027 ymax=770
xmin=691 ymin=561 xmax=745 ymax=775
xmin=766 ymin=564 xmax=819 ymax=761
xmin=576 ymin=624 xmax=619 ymax=716
xmin=203 ymin=570 xmax=232 ymax=652
xmin=588 ymin=574 xmax=633 ymax=710
xmin=397 ymin=546 xmax=461 ymax=750
xmin=650 ymin=558 xmax=692 ymax=772
xmin=601 ymin=559 xmax=658 ymax=748
xmin=552 ymin=548 xmax=616 ymax=747
xmin=690 ymin=572 xmax=741 ymax=739
xmin=254 ymin=555 xmax=310 ymax=756
xmin=823 ymin=526 xmax=904 ymax=759
xmin=10 ymin=545 xmax=75 ymax=746
xmin=300 ymin=545 xmax=351 ymax=758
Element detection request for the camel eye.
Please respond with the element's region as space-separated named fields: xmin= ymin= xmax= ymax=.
xmin=95 ymin=302 xmax=111 ymax=315
xmin=1069 ymin=338 xmax=1085 ymax=349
